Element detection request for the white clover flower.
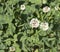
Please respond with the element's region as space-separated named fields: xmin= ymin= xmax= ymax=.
xmin=40 ymin=22 xmax=49 ymax=31
xmin=20 ymin=4 xmax=25 ymax=10
xmin=43 ymin=6 xmax=50 ymax=13
xmin=30 ymin=18 xmax=40 ymax=28
xmin=9 ymin=46 xmax=15 ymax=52
xmin=55 ymin=6 xmax=59 ymax=10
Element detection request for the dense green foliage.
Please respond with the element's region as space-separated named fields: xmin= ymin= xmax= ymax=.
xmin=0 ymin=0 xmax=60 ymax=52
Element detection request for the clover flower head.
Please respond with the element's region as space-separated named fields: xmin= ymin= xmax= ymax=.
xmin=40 ymin=22 xmax=49 ymax=31
xmin=30 ymin=18 xmax=40 ymax=28
xmin=43 ymin=6 xmax=50 ymax=13
xmin=9 ymin=46 xmax=15 ymax=52
xmin=20 ymin=4 xmax=25 ymax=10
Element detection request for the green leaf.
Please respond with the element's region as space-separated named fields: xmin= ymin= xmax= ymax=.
xmin=24 ymin=5 xmax=36 ymax=14
xmin=50 ymin=48 xmax=57 ymax=52
xmin=35 ymin=49 xmax=39 ymax=52
xmin=3 ymin=23 xmax=15 ymax=37
xmin=0 ymin=15 xmax=7 ymax=24
xmin=6 ymin=0 xmax=20 ymax=5
xmin=13 ymin=43 xmax=21 ymax=52
xmin=39 ymin=30 xmax=47 ymax=36
xmin=0 ymin=7 xmax=3 ymax=13
xmin=0 ymin=50 xmax=4 ymax=52
xmin=42 ymin=38 xmax=51 ymax=47
xmin=13 ymin=34 xmax=18 ymax=42
xmin=0 ymin=14 xmax=14 ymax=24
xmin=0 ymin=43 xmax=5 ymax=49
xmin=43 ymin=0 xmax=47 ymax=4
xmin=0 ymin=30 xmax=3 ymax=35
xmin=29 ymin=0 xmax=42 ymax=4
xmin=4 ymin=39 xmax=11 ymax=46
